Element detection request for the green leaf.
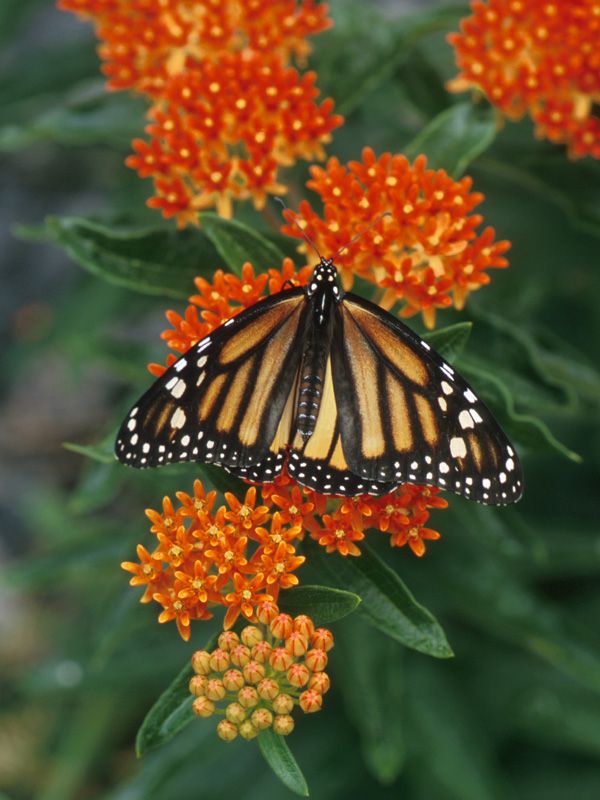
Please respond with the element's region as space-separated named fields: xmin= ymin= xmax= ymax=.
xmin=136 ymin=636 xmax=217 ymax=756
xmin=63 ymin=439 xmax=115 ymax=465
xmin=200 ymin=212 xmax=286 ymax=274
xmin=17 ymin=216 xmax=222 ymax=298
xmin=306 ymin=541 xmax=453 ymax=659
xmin=404 ymin=102 xmax=498 ymax=176
xmin=424 ymin=321 xmax=472 ymax=362
xmin=277 ymin=585 xmax=361 ymax=624
xmin=257 ymin=730 xmax=309 ymax=797
xmin=335 ymin=618 xmax=406 ymax=783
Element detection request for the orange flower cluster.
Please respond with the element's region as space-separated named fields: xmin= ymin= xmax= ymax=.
xmin=122 ymin=473 xmax=447 ymax=638
xmin=448 ymin=0 xmax=600 ymax=159
xmin=189 ymin=610 xmax=334 ymax=741
xmin=281 ymin=148 xmax=511 ymax=328
xmin=59 ymin=0 xmax=343 ymax=225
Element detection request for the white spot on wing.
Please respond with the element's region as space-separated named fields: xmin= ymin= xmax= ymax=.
xmin=171 ymin=407 xmax=186 ymax=429
xmin=174 ymin=359 xmax=187 ymax=372
xmin=459 ymin=409 xmax=475 ymax=430
xmin=450 ymin=437 xmax=467 ymax=458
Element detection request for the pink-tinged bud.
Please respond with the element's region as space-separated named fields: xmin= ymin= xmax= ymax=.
xmin=299 ymin=689 xmax=322 ymax=713
xmin=225 ymin=702 xmax=246 ymax=724
xmin=238 ymin=685 xmax=259 ymax=708
xmin=238 ymin=720 xmax=259 ymax=740
xmin=257 ymin=678 xmax=280 ymax=701
xmin=205 ymin=678 xmax=226 ymax=701
xmin=222 ymin=669 xmax=245 ymax=692
xmin=209 ymin=648 xmax=230 ymax=672
xmin=217 ymin=719 xmax=238 ymax=742
xmin=273 ymin=714 xmax=295 ymax=735
xmin=305 ymin=648 xmax=328 ymax=672
xmin=230 ymin=644 xmax=251 ymax=667
xmin=256 ymin=599 xmax=279 ymax=624
xmin=285 ymin=631 xmax=309 ymax=657
xmin=287 ymin=662 xmax=310 ymax=688
xmin=189 ymin=675 xmax=207 ymax=697
xmin=270 ymin=613 xmax=294 ymax=640
xmin=309 ymin=672 xmax=330 ymax=694
xmin=243 ymin=660 xmax=266 ymax=684
xmin=251 ymin=640 xmax=272 ymax=663
xmin=218 ymin=630 xmax=240 ymax=651
xmin=241 ymin=625 xmax=263 ymax=647
xmin=251 ymin=708 xmax=274 ymax=730
xmin=191 ymin=650 xmax=211 ymax=675
xmin=311 ymin=628 xmax=334 ymax=651
xmin=192 ymin=696 xmax=215 ymax=717
xmin=269 ymin=647 xmax=294 ymax=672
xmin=272 ymin=693 xmax=294 ymax=714
xmin=294 ymin=614 xmax=315 ymax=639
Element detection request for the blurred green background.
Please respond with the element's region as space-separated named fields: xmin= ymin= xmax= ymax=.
xmin=2 ymin=1 xmax=600 ymax=798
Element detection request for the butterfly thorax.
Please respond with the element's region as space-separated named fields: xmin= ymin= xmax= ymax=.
xmin=295 ymin=259 xmax=342 ymax=440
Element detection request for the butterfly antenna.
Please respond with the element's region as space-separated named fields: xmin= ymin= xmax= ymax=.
xmin=331 ymin=211 xmax=392 ymax=260
xmin=274 ymin=196 xmax=323 ymax=261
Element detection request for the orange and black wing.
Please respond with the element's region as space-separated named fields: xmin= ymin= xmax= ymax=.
xmin=330 ymin=293 xmax=523 ymax=504
xmin=115 ymin=288 xmax=308 ymax=483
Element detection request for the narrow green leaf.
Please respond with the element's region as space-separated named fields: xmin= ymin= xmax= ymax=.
xmin=63 ymin=440 xmax=115 ymax=464
xmin=136 ymin=635 xmax=217 ymax=756
xmin=257 ymin=730 xmax=309 ymax=797
xmin=200 ymin=212 xmax=285 ymax=274
xmin=307 ymin=541 xmax=453 ymax=658
xmin=277 ymin=585 xmax=361 ymax=624
xmin=404 ymin=102 xmax=498 ymax=176
xmin=424 ymin=322 xmax=472 ymax=363
xmin=19 ymin=216 xmax=221 ymax=298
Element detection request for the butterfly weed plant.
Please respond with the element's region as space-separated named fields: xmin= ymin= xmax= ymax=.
xmin=4 ymin=1 xmax=600 ymax=798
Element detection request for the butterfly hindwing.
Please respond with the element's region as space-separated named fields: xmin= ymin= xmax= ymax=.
xmin=331 ymin=293 xmax=523 ymax=504
xmin=115 ymin=288 xmax=308 ymax=481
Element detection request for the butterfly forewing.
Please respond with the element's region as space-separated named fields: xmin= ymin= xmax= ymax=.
xmin=115 ymin=288 xmax=307 ymax=482
xmin=331 ymin=293 xmax=523 ymax=503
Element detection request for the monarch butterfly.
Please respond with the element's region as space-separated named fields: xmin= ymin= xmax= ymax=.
xmin=115 ymin=253 xmax=523 ymax=504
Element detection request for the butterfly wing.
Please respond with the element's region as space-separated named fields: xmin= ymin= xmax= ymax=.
xmin=115 ymin=288 xmax=308 ymax=482
xmin=330 ymin=293 xmax=523 ymax=504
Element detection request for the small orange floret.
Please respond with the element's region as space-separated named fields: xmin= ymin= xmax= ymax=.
xmin=448 ymin=0 xmax=600 ymax=159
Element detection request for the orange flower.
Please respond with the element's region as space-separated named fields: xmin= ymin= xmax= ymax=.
xmin=281 ymin=148 xmax=510 ymax=328
xmin=224 ymin=573 xmax=271 ymax=629
xmin=253 ymin=542 xmax=306 ymax=595
xmin=59 ymin=0 xmax=343 ymax=225
xmin=314 ymin=512 xmax=365 ymax=557
xmin=224 ymin=486 xmax=270 ymax=533
xmin=448 ymin=0 xmax=600 ymax=159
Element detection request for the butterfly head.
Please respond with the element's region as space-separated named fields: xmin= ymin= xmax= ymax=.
xmin=306 ymin=257 xmax=342 ymax=302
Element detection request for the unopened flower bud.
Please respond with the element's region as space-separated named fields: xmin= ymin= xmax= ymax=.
xmin=218 ymin=630 xmax=240 ymax=651
xmin=299 ymin=689 xmax=322 ymax=713
xmin=189 ymin=675 xmax=207 ymax=697
xmin=305 ymin=648 xmax=328 ymax=672
xmin=294 ymin=614 xmax=315 ymax=639
xmin=241 ymin=625 xmax=263 ymax=647
xmin=205 ymin=678 xmax=226 ymax=701
xmin=209 ymin=648 xmax=230 ymax=671
xmin=311 ymin=628 xmax=334 ymax=651
xmin=230 ymin=644 xmax=251 ymax=667
xmin=251 ymin=708 xmax=274 ymax=730
xmin=192 ymin=696 xmax=215 ymax=717
xmin=285 ymin=631 xmax=309 ymax=657
xmin=238 ymin=685 xmax=259 ymax=708
xmin=272 ymin=693 xmax=294 ymax=714
xmin=191 ymin=650 xmax=211 ymax=674
xmin=243 ymin=660 xmax=266 ymax=684
xmin=225 ymin=702 xmax=246 ymax=724
xmin=256 ymin=600 xmax=279 ymax=624
xmin=257 ymin=678 xmax=280 ymax=701
xmin=273 ymin=714 xmax=294 ymax=735
xmin=269 ymin=647 xmax=293 ymax=672
xmin=217 ymin=719 xmax=238 ymax=741
xmin=287 ymin=662 xmax=310 ymax=688
xmin=238 ymin=719 xmax=259 ymax=740
xmin=270 ymin=613 xmax=294 ymax=639
xmin=251 ymin=640 xmax=272 ymax=663
xmin=309 ymin=672 xmax=330 ymax=694
xmin=222 ymin=669 xmax=245 ymax=692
